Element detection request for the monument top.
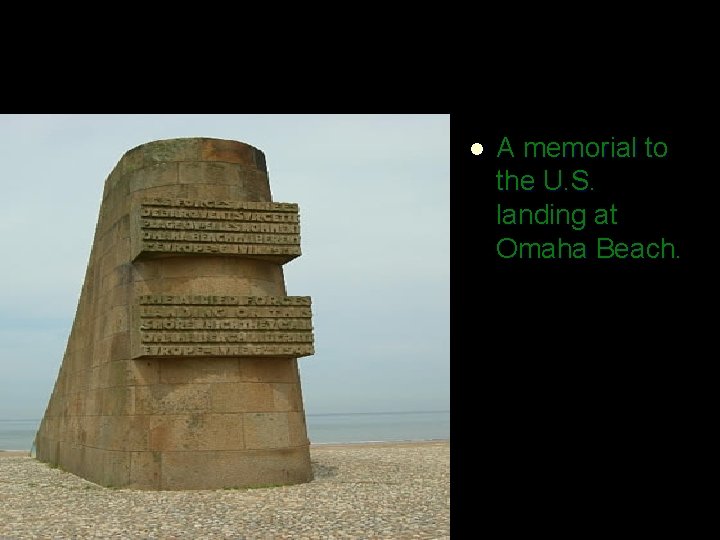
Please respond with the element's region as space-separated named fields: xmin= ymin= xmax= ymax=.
xmin=102 ymin=137 xmax=271 ymax=203
xmin=120 ymin=137 xmax=267 ymax=172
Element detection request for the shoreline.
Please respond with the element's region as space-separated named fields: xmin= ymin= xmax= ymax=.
xmin=0 ymin=438 xmax=449 ymax=457
xmin=0 ymin=450 xmax=29 ymax=457
xmin=310 ymin=438 xmax=449 ymax=449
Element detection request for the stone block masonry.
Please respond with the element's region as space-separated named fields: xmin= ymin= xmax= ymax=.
xmin=34 ymin=138 xmax=315 ymax=489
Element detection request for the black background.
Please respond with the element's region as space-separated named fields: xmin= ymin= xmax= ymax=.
xmin=451 ymin=113 xmax=708 ymax=530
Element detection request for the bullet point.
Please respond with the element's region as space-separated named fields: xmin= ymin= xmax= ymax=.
xmin=471 ymin=143 xmax=483 ymax=156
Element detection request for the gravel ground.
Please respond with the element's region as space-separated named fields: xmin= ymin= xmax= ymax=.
xmin=0 ymin=442 xmax=449 ymax=539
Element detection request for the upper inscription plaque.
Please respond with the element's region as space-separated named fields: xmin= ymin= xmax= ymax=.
xmin=132 ymin=198 xmax=302 ymax=263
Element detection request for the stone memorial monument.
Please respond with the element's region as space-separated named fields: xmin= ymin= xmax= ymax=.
xmin=34 ymin=138 xmax=315 ymax=489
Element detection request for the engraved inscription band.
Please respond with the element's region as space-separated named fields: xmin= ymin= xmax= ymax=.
xmin=131 ymin=295 xmax=315 ymax=359
xmin=131 ymin=198 xmax=302 ymax=263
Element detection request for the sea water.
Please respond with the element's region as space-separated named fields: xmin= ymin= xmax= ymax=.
xmin=307 ymin=411 xmax=450 ymax=444
xmin=0 ymin=411 xmax=449 ymax=451
xmin=0 ymin=419 xmax=40 ymax=451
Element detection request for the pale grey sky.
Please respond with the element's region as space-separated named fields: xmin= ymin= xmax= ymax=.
xmin=0 ymin=114 xmax=449 ymax=419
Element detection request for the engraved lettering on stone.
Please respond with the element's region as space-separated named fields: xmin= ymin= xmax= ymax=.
xmin=132 ymin=198 xmax=302 ymax=262
xmin=133 ymin=296 xmax=314 ymax=359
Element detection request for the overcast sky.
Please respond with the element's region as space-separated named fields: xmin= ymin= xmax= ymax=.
xmin=0 ymin=114 xmax=449 ymax=419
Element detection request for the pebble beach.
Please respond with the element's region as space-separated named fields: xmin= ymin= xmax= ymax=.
xmin=0 ymin=441 xmax=449 ymax=539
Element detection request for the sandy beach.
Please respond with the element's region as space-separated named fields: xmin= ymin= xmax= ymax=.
xmin=0 ymin=441 xmax=449 ymax=539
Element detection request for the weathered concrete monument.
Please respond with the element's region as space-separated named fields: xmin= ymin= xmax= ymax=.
xmin=35 ymin=138 xmax=315 ymax=489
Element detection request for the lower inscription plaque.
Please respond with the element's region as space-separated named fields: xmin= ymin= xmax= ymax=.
xmin=132 ymin=295 xmax=315 ymax=358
